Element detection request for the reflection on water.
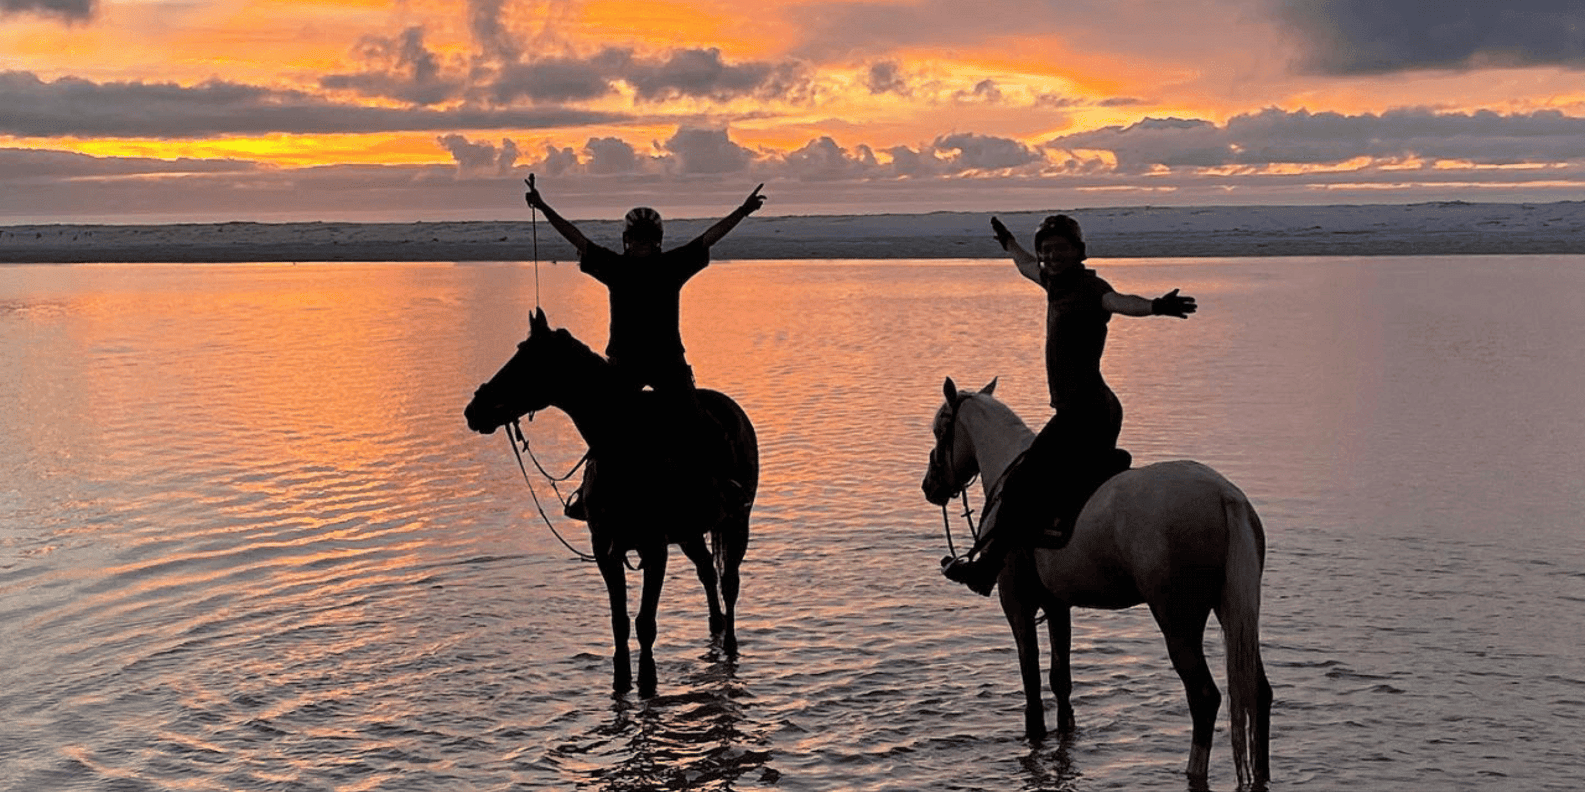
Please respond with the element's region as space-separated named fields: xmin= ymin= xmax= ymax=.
xmin=2 ymin=256 xmax=1584 ymax=791
xmin=553 ymin=655 xmax=774 ymax=791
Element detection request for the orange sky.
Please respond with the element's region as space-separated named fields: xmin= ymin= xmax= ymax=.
xmin=4 ymin=0 xmax=1585 ymax=221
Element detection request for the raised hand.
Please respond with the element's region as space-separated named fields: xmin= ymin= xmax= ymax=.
xmin=740 ymin=183 xmax=767 ymax=215
xmin=1151 ymin=288 xmax=1198 ymax=318
xmin=524 ymin=174 xmax=545 ymax=210
xmin=990 ymin=216 xmax=1014 ymax=249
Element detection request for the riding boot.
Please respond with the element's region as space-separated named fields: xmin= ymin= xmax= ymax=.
xmin=564 ymin=475 xmax=589 ymax=521
xmin=942 ymin=533 xmax=1006 ymax=596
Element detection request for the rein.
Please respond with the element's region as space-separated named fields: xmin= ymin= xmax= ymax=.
xmin=506 ymin=416 xmax=596 ymax=563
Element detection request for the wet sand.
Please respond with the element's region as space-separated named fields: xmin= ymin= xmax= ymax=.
xmin=3 ymin=201 xmax=1583 ymax=262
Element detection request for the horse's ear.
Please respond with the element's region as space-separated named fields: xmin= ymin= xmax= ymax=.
xmin=981 ymin=376 xmax=998 ymax=396
xmin=530 ymin=307 xmax=548 ymax=333
xmin=943 ymin=377 xmax=958 ymax=403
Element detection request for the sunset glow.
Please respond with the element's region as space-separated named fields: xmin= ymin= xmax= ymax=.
xmin=5 ymin=0 xmax=1585 ymax=221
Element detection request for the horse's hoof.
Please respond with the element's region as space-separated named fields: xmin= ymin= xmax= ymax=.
xmin=722 ymin=633 xmax=738 ymax=657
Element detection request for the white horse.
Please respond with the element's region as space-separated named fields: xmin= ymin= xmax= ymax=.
xmin=921 ymin=377 xmax=1271 ymax=790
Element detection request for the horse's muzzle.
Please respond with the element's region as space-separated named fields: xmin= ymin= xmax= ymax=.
xmin=463 ymin=391 xmax=504 ymax=435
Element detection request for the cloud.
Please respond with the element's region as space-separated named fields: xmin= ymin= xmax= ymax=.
xmin=325 ymin=41 xmax=813 ymax=107
xmin=865 ymin=61 xmax=910 ymax=96
xmin=1049 ymin=107 xmax=1585 ymax=172
xmin=952 ymin=79 xmax=1004 ymax=105
xmin=1272 ymin=0 xmax=1585 ymax=74
xmin=0 ymin=70 xmax=625 ymax=138
xmin=539 ymin=144 xmax=580 ymax=175
xmin=881 ymin=145 xmax=947 ymax=177
xmin=661 ymin=127 xmax=758 ymax=174
xmin=468 ymin=0 xmax=520 ymax=64
xmin=583 ymin=137 xmax=646 ymax=175
xmin=438 ymin=134 xmax=519 ymax=176
xmin=622 ymin=47 xmax=811 ymax=103
xmin=1052 ymin=117 xmax=1231 ymax=170
xmin=491 ymin=53 xmax=619 ymax=103
xmin=321 ymin=27 xmax=463 ymax=106
xmin=1 ymin=0 xmax=91 ymax=21
xmin=932 ymin=132 xmax=1042 ymax=170
xmin=778 ymin=136 xmax=878 ymax=180
xmin=0 ymin=146 xmax=259 ymax=181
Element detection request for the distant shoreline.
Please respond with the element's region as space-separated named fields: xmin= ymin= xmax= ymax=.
xmin=3 ymin=201 xmax=1583 ymax=263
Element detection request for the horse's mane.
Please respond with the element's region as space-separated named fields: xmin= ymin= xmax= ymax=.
xmin=964 ymin=391 xmax=1036 ymax=441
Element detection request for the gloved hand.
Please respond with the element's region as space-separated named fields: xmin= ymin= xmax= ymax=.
xmin=990 ymin=216 xmax=1014 ymax=250
xmin=1151 ymin=288 xmax=1197 ymax=318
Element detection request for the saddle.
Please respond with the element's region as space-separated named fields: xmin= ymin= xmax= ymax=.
xmin=1031 ymin=446 xmax=1133 ymax=549
xmin=563 ymin=393 xmax=743 ymax=523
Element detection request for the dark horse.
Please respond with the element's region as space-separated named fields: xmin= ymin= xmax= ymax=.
xmin=923 ymin=378 xmax=1271 ymax=790
xmin=465 ymin=308 xmax=758 ymax=696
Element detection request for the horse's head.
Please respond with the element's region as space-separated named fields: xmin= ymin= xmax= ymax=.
xmin=464 ymin=307 xmax=593 ymax=434
xmin=921 ymin=376 xmax=997 ymax=505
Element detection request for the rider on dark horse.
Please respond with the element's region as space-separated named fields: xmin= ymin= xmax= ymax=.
xmin=943 ymin=214 xmax=1198 ymax=596
xmin=524 ymin=177 xmax=767 ymax=520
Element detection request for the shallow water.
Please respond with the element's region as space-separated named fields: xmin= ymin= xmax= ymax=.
xmin=2 ymin=256 xmax=1583 ymax=791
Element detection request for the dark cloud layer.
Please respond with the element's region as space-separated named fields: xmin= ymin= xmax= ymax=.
xmin=0 ymin=71 xmax=624 ymax=137
xmin=1052 ymin=107 xmax=1585 ymax=172
xmin=323 ymin=35 xmax=813 ymax=108
xmin=321 ymin=28 xmax=463 ymax=106
xmin=1 ymin=0 xmax=92 ymax=21
xmin=1273 ymin=0 xmax=1585 ymax=74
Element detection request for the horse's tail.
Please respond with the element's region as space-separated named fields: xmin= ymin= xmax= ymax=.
xmin=699 ymin=389 xmax=757 ymax=586
xmin=1220 ymin=492 xmax=1270 ymax=790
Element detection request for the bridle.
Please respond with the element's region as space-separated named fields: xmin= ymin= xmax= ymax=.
xmin=504 ymin=412 xmax=596 ymax=562
xmin=933 ymin=391 xmax=1019 ymax=563
xmin=476 ymin=370 xmax=597 ymax=563
xmin=933 ymin=392 xmax=982 ymax=560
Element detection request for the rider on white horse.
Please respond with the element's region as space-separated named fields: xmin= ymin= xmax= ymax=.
xmin=943 ymin=214 xmax=1198 ymax=595
xmin=524 ymin=177 xmax=767 ymax=518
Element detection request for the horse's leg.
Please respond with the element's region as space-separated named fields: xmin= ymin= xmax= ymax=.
xmin=635 ymin=542 xmax=668 ymax=697
xmin=999 ymin=563 xmax=1047 ymax=740
xmin=1151 ymin=602 xmax=1220 ymax=786
xmin=1046 ymin=604 xmax=1076 ymax=733
xmin=716 ymin=515 xmax=748 ymax=656
xmin=678 ymin=533 xmax=725 ymax=641
xmin=595 ymin=551 xmax=632 ymax=694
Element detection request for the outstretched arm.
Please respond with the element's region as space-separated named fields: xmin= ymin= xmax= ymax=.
xmin=1103 ymin=288 xmax=1197 ymax=318
xmin=524 ymin=176 xmax=592 ymax=256
xmin=991 ymin=216 xmax=1041 ymax=284
xmin=693 ymin=184 xmax=767 ymax=249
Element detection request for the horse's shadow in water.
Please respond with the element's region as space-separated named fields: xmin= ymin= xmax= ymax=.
xmin=1016 ymin=732 xmax=1226 ymax=792
xmin=565 ymin=651 xmax=776 ymax=791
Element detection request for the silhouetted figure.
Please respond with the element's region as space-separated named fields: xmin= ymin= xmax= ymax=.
xmin=524 ymin=177 xmax=766 ymax=518
xmin=943 ymin=214 xmax=1197 ymax=596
